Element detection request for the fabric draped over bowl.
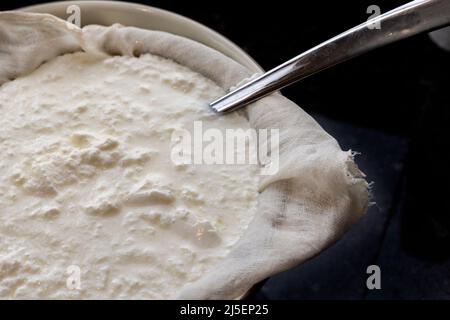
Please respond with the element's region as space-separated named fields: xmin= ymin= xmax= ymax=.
xmin=0 ymin=12 xmax=369 ymax=299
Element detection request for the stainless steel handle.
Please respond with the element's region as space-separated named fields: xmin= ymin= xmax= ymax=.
xmin=210 ymin=0 xmax=450 ymax=113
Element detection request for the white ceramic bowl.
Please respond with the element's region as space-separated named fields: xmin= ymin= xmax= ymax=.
xmin=20 ymin=0 xmax=263 ymax=73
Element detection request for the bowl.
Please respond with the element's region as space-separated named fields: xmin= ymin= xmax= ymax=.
xmin=18 ymin=0 xmax=265 ymax=299
xmin=20 ymin=0 xmax=263 ymax=73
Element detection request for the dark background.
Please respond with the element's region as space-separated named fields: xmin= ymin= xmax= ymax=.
xmin=2 ymin=0 xmax=449 ymax=299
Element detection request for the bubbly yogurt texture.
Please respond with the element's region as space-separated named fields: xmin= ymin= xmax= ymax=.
xmin=0 ymin=52 xmax=259 ymax=299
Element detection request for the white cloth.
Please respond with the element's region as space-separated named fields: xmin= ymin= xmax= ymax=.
xmin=0 ymin=12 xmax=369 ymax=299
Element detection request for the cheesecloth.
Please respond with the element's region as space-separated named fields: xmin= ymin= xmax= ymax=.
xmin=0 ymin=12 xmax=369 ymax=299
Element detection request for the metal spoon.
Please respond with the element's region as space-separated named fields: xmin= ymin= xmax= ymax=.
xmin=210 ymin=0 xmax=450 ymax=113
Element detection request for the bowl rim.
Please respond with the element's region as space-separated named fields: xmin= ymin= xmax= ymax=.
xmin=19 ymin=0 xmax=263 ymax=73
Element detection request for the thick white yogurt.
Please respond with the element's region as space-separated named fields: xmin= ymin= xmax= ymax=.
xmin=0 ymin=52 xmax=259 ymax=299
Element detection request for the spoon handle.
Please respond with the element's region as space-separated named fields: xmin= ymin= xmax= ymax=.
xmin=210 ymin=0 xmax=450 ymax=113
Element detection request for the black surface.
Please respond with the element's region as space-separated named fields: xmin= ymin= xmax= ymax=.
xmin=1 ymin=0 xmax=449 ymax=299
